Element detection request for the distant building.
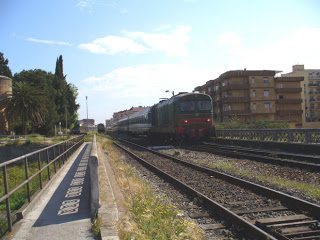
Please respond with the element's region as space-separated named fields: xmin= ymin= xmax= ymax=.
xmin=281 ymin=65 xmax=320 ymax=128
xmin=0 ymin=75 xmax=12 ymax=134
xmin=195 ymin=69 xmax=304 ymax=128
xmin=113 ymin=106 xmax=149 ymax=123
xmin=79 ymin=119 xmax=96 ymax=132
xmin=105 ymin=119 xmax=113 ymax=129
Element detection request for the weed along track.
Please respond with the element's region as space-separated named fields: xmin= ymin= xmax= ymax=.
xmin=115 ymin=139 xmax=320 ymax=240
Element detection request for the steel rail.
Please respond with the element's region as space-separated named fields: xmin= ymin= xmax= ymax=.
xmin=114 ymin=142 xmax=277 ymax=240
xmin=183 ymin=144 xmax=320 ymax=172
xmin=205 ymin=142 xmax=320 ymax=164
xmin=119 ymin=139 xmax=320 ymax=217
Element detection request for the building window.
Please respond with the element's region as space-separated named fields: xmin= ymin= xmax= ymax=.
xmin=208 ymin=87 xmax=211 ymax=92
xmin=222 ymin=82 xmax=225 ymax=87
xmin=278 ymin=84 xmax=283 ymax=88
xmin=263 ymin=77 xmax=269 ymax=84
xmin=253 ymin=103 xmax=257 ymax=110
xmin=264 ymin=116 xmax=269 ymax=120
xmin=252 ymin=90 xmax=256 ymax=97
xmin=264 ymin=103 xmax=270 ymax=109
xmin=278 ymin=95 xmax=284 ymax=99
xmin=251 ymin=77 xmax=255 ymax=84
xmin=264 ymin=90 xmax=269 ymax=97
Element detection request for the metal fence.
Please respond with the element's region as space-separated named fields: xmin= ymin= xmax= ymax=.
xmin=0 ymin=135 xmax=84 ymax=235
xmin=216 ymin=129 xmax=320 ymax=144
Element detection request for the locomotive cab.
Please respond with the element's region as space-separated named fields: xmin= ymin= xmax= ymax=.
xmin=174 ymin=93 xmax=215 ymax=139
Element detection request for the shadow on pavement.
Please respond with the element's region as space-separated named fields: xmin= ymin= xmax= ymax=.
xmin=33 ymin=143 xmax=91 ymax=227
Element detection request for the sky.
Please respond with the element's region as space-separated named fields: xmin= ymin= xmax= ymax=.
xmin=1 ymin=0 xmax=320 ymax=124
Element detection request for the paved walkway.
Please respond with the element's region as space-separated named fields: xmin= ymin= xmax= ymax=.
xmin=6 ymin=143 xmax=95 ymax=240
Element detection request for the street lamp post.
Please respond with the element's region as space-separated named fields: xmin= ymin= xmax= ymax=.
xmin=165 ymin=90 xmax=174 ymax=96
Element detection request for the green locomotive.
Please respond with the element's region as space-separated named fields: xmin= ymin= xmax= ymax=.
xmin=150 ymin=92 xmax=215 ymax=140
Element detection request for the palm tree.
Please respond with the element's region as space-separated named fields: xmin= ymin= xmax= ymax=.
xmin=4 ymin=81 xmax=48 ymax=135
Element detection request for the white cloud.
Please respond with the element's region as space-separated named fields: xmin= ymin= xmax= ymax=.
xmin=124 ymin=26 xmax=191 ymax=57
xmin=77 ymin=0 xmax=95 ymax=10
xmin=78 ymin=25 xmax=191 ymax=57
xmin=120 ymin=8 xmax=128 ymax=14
xmin=26 ymin=38 xmax=72 ymax=46
xmin=154 ymin=24 xmax=172 ymax=31
xmin=218 ymin=27 xmax=320 ymax=72
xmin=81 ymin=63 xmax=218 ymax=99
xmin=78 ymin=36 xmax=147 ymax=55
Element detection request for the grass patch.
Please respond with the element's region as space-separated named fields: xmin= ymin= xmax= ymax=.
xmin=97 ymin=135 xmax=204 ymax=240
xmin=91 ymin=215 xmax=101 ymax=237
xmin=191 ymin=159 xmax=320 ymax=201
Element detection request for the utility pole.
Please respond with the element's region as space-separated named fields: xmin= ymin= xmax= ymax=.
xmin=86 ymin=96 xmax=88 ymax=132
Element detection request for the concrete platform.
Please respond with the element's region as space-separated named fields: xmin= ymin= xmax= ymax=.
xmin=4 ymin=143 xmax=95 ymax=240
xmin=97 ymin=142 xmax=125 ymax=240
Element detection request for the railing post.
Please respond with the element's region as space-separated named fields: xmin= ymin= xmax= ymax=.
xmin=38 ymin=152 xmax=42 ymax=189
xmin=24 ymin=157 xmax=31 ymax=202
xmin=306 ymin=131 xmax=312 ymax=143
xmin=2 ymin=165 xmax=12 ymax=232
xmin=288 ymin=132 xmax=293 ymax=143
xmin=53 ymin=146 xmax=57 ymax=173
xmin=46 ymin=149 xmax=51 ymax=180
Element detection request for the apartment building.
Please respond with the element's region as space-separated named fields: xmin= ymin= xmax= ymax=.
xmin=113 ymin=106 xmax=149 ymax=123
xmin=195 ymin=69 xmax=303 ymax=128
xmin=281 ymin=65 xmax=320 ymax=128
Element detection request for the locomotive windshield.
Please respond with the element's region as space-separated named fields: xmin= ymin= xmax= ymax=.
xmin=180 ymin=101 xmax=195 ymax=112
xmin=198 ymin=100 xmax=212 ymax=111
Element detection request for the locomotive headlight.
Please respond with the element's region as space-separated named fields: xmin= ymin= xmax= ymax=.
xmin=184 ymin=120 xmax=188 ymax=123
xmin=207 ymin=118 xmax=212 ymax=123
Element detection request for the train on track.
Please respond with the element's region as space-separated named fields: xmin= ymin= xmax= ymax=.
xmin=114 ymin=92 xmax=216 ymax=140
xmin=97 ymin=123 xmax=105 ymax=133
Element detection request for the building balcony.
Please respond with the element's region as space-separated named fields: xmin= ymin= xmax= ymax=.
xmin=310 ymin=98 xmax=320 ymax=102
xmin=308 ymin=76 xmax=320 ymax=80
xmin=223 ymin=110 xmax=252 ymax=116
xmin=221 ymin=96 xmax=251 ymax=103
xmin=308 ymin=91 xmax=320 ymax=95
xmin=275 ymin=88 xmax=302 ymax=93
xmin=275 ymin=77 xmax=304 ymax=82
xmin=275 ymin=99 xmax=303 ymax=104
xmin=276 ymin=110 xmax=303 ymax=115
xmin=308 ymin=83 xmax=320 ymax=87
xmin=221 ymin=83 xmax=250 ymax=91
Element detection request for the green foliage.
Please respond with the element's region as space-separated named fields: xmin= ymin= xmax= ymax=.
xmin=216 ymin=117 xmax=290 ymax=130
xmin=5 ymin=81 xmax=48 ymax=135
xmin=3 ymin=54 xmax=79 ymax=136
xmin=0 ymin=52 xmax=12 ymax=78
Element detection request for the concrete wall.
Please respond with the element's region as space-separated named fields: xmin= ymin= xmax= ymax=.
xmin=89 ymin=134 xmax=100 ymax=218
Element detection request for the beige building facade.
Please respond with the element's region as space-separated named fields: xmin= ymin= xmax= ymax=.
xmin=281 ymin=65 xmax=320 ymax=128
xmin=195 ymin=69 xmax=304 ymax=128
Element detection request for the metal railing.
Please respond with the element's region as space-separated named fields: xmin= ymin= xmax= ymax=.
xmin=216 ymin=129 xmax=320 ymax=143
xmin=0 ymin=135 xmax=84 ymax=235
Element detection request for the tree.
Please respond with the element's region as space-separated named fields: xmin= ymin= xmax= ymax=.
xmin=0 ymin=52 xmax=13 ymax=78
xmin=53 ymin=55 xmax=79 ymax=129
xmin=5 ymin=81 xmax=48 ymax=135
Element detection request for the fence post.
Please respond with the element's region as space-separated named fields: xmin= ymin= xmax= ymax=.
xmin=38 ymin=152 xmax=43 ymax=189
xmin=2 ymin=165 xmax=12 ymax=232
xmin=306 ymin=131 xmax=311 ymax=143
xmin=24 ymin=157 xmax=31 ymax=202
xmin=46 ymin=149 xmax=51 ymax=180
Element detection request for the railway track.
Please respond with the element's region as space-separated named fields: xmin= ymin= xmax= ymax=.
xmin=115 ymin=139 xmax=320 ymax=240
xmin=182 ymin=142 xmax=320 ymax=172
